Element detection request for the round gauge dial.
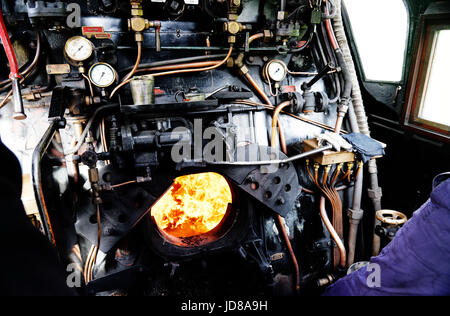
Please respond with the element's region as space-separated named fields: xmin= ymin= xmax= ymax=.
xmin=266 ymin=60 xmax=287 ymax=82
xmin=64 ymin=36 xmax=94 ymax=63
xmin=88 ymin=63 xmax=117 ymax=88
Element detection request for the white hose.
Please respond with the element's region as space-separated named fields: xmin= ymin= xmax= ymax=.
xmin=331 ymin=0 xmax=383 ymax=257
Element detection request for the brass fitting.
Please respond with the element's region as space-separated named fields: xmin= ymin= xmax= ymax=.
xmin=223 ymin=21 xmax=245 ymax=44
xmin=234 ymin=53 xmax=245 ymax=68
xmin=263 ymin=29 xmax=274 ymax=42
xmin=226 ymin=58 xmax=235 ymax=68
xmin=347 ymin=162 xmax=355 ymax=173
xmin=223 ymin=21 xmax=245 ymax=35
xmin=227 ymin=0 xmax=241 ymax=21
xmin=128 ymin=0 xmax=149 ymax=43
xmin=129 ymin=16 xmax=150 ymax=33
xmin=237 ymin=65 xmax=249 ymax=76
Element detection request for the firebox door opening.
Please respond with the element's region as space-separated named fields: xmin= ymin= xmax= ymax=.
xmin=150 ymin=172 xmax=235 ymax=246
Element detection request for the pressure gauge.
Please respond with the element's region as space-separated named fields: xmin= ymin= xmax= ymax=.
xmin=64 ymin=36 xmax=94 ymax=63
xmin=264 ymin=59 xmax=288 ymax=82
xmin=88 ymin=63 xmax=117 ymax=88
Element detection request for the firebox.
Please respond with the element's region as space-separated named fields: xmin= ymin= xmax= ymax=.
xmin=151 ymin=172 xmax=233 ymax=239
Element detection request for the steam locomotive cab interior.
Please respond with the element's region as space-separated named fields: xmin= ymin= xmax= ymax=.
xmin=0 ymin=0 xmax=449 ymax=296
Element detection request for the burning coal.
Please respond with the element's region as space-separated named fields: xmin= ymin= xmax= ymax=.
xmin=151 ymin=172 xmax=232 ymax=237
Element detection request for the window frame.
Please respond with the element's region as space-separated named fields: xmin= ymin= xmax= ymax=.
xmin=403 ymin=13 xmax=450 ymax=141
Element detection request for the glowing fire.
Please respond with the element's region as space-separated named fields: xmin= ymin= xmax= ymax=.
xmin=151 ymin=172 xmax=232 ymax=238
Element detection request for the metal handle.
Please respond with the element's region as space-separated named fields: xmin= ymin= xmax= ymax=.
xmin=303 ymin=62 xmax=335 ymax=90
xmin=11 ymin=77 xmax=26 ymax=120
xmin=155 ymin=25 xmax=161 ymax=52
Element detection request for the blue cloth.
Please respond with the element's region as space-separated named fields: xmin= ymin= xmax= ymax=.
xmin=341 ymin=133 xmax=385 ymax=163
xmin=324 ymin=177 xmax=450 ymax=296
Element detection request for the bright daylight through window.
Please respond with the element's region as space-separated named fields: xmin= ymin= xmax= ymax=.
xmin=344 ymin=0 xmax=409 ymax=82
xmin=417 ymin=29 xmax=450 ymax=128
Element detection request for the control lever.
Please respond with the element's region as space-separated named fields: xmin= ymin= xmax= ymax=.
xmin=11 ymin=77 xmax=25 ymax=120
xmin=301 ymin=62 xmax=335 ymax=113
xmin=302 ymin=62 xmax=335 ymax=91
xmin=149 ymin=21 xmax=161 ymax=52
xmin=0 ymin=8 xmax=26 ymax=120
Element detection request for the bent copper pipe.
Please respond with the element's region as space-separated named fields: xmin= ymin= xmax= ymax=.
xmin=320 ymin=196 xmax=346 ymax=268
xmin=136 ymin=61 xmax=220 ymax=73
xmin=122 ymin=41 xmax=142 ymax=83
xmin=244 ymin=72 xmax=273 ymax=106
xmin=271 ymin=101 xmax=291 ymax=151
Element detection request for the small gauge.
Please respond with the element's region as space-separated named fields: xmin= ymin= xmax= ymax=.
xmin=265 ymin=60 xmax=287 ymax=82
xmin=88 ymin=63 xmax=117 ymax=88
xmin=64 ymin=36 xmax=94 ymax=63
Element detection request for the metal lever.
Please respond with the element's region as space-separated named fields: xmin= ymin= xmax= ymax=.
xmin=302 ymin=62 xmax=335 ymax=91
xmin=0 ymin=8 xmax=26 ymax=120
xmin=150 ymin=21 xmax=161 ymax=52
xmin=11 ymin=77 xmax=26 ymax=120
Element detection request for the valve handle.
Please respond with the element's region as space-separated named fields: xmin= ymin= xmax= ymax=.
xmin=376 ymin=210 xmax=407 ymax=226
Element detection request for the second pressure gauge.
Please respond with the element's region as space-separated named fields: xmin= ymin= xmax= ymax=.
xmin=88 ymin=63 xmax=117 ymax=88
xmin=64 ymin=36 xmax=94 ymax=63
xmin=264 ymin=59 xmax=288 ymax=82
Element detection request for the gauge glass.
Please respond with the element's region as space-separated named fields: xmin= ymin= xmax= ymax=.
xmin=65 ymin=36 xmax=93 ymax=62
xmin=267 ymin=61 xmax=287 ymax=82
xmin=89 ymin=63 xmax=116 ymax=88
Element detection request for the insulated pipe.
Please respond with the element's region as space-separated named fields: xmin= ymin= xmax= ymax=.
xmin=331 ymin=0 xmax=384 ymax=256
xmin=0 ymin=8 xmax=25 ymax=119
xmin=324 ymin=0 xmax=365 ymax=265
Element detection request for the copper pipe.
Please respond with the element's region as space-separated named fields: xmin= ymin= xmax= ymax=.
xmin=111 ymin=180 xmax=137 ymax=188
xmin=276 ymin=215 xmax=300 ymax=292
xmin=81 ymin=73 xmax=94 ymax=97
xmin=324 ymin=0 xmax=339 ymax=51
xmin=206 ymin=36 xmax=211 ymax=56
xmin=334 ymin=112 xmax=345 ymax=134
xmin=244 ymin=72 xmax=273 ymax=106
xmin=0 ymin=30 xmax=41 ymax=87
xmin=152 ymin=45 xmax=233 ymax=77
xmin=320 ymin=196 xmax=346 ymax=268
xmin=271 ymin=101 xmax=291 ymax=149
xmin=271 ymin=101 xmax=301 ymax=293
xmin=306 ymin=162 xmax=346 ymax=269
xmin=233 ymin=100 xmax=344 ymax=133
xmin=83 ymin=245 xmax=94 ymax=282
xmin=122 ymin=41 xmax=142 ymax=83
xmin=136 ymin=61 xmax=220 ymax=73
xmin=110 ymin=46 xmax=233 ymax=99
xmin=248 ymin=32 xmax=264 ymax=45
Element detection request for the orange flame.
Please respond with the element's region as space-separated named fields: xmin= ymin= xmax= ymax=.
xmin=151 ymin=172 xmax=232 ymax=238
